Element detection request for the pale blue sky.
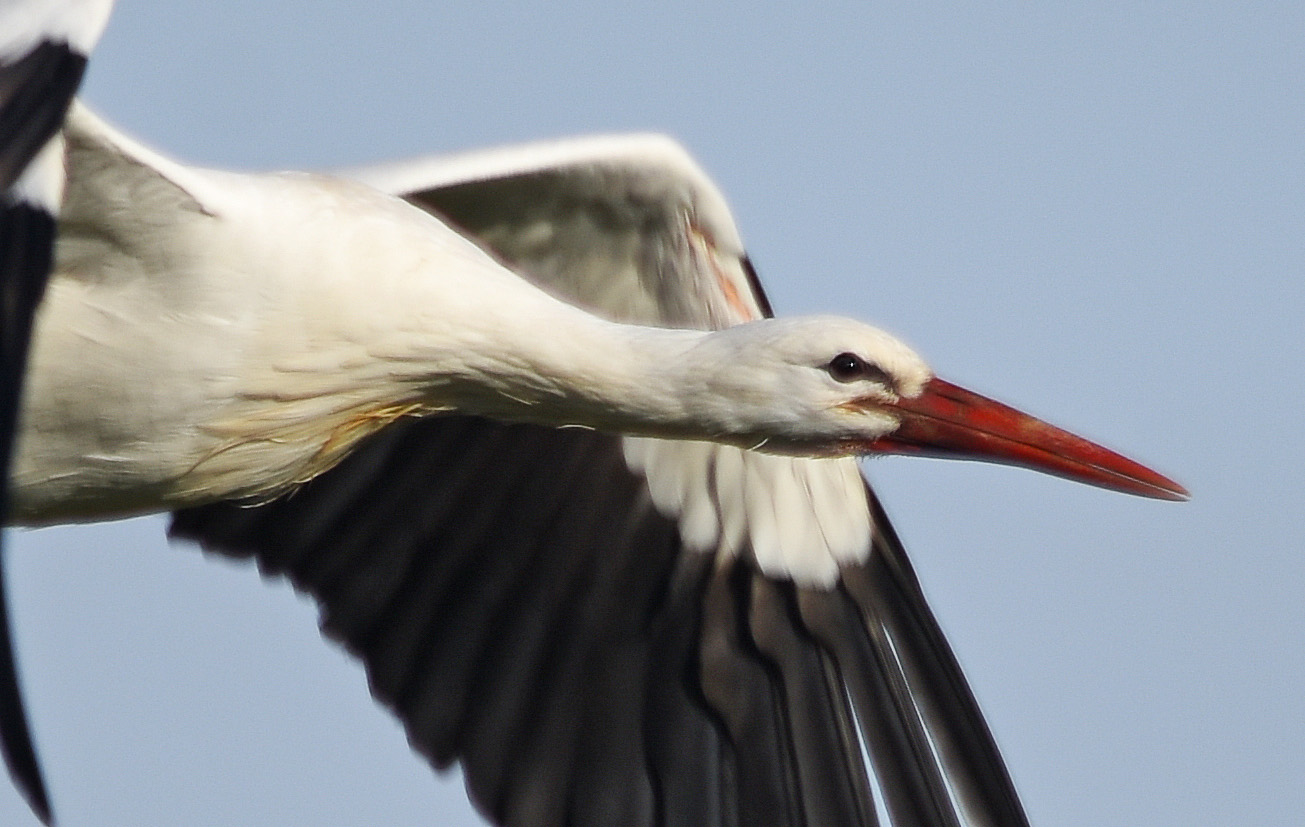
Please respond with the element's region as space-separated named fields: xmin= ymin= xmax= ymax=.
xmin=3 ymin=3 xmax=1302 ymax=826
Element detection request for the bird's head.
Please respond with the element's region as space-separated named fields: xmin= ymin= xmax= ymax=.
xmin=689 ymin=316 xmax=1187 ymax=501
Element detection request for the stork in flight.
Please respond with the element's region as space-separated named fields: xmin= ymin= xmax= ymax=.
xmin=1 ymin=2 xmax=1185 ymax=825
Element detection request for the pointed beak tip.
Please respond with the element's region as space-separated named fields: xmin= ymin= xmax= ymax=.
xmin=1146 ymin=475 xmax=1190 ymax=503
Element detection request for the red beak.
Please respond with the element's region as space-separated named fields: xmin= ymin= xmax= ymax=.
xmin=866 ymin=378 xmax=1188 ymax=501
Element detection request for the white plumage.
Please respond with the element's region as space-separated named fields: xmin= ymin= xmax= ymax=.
xmin=14 ymin=104 xmax=930 ymax=533
xmin=0 ymin=3 xmax=1185 ymax=827
xmin=0 ymin=0 xmax=112 ymax=58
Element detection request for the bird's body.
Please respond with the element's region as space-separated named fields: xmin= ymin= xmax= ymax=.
xmin=15 ymin=105 xmax=653 ymax=521
xmin=13 ymin=105 xmax=923 ymax=533
xmin=0 ymin=3 xmax=1186 ymax=826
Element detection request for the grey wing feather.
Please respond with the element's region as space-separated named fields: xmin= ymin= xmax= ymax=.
xmin=346 ymin=133 xmax=764 ymax=327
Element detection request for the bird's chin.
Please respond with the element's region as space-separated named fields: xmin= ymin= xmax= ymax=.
xmin=723 ymin=432 xmax=857 ymax=459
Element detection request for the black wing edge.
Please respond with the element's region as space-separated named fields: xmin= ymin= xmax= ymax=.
xmin=0 ymin=42 xmax=89 ymax=191
xmin=0 ymin=188 xmax=59 ymax=827
xmin=847 ymin=486 xmax=1030 ymax=826
xmin=1 ymin=36 xmax=94 ymax=827
xmin=170 ymin=415 xmax=1029 ymax=827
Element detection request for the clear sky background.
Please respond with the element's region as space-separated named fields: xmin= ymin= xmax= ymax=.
xmin=2 ymin=3 xmax=1301 ymax=826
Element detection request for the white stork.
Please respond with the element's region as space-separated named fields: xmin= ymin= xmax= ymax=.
xmin=1 ymin=2 xmax=1185 ymax=825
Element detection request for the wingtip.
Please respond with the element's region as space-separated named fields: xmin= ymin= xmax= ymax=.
xmin=0 ymin=545 xmax=55 ymax=827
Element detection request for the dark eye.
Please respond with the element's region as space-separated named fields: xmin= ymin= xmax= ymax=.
xmin=828 ymin=352 xmax=866 ymax=381
xmin=826 ymin=352 xmax=892 ymax=385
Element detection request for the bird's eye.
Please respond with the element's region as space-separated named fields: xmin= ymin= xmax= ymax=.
xmin=826 ymin=352 xmax=893 ymax=386
xmin=828 ymin=352 xmax=867 ymax=381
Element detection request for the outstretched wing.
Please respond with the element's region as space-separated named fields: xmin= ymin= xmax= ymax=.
xmin=173 ymin=137 xmax=1029 ymax=826
xmin=0 ymin=1 xmax=113 ymax=821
